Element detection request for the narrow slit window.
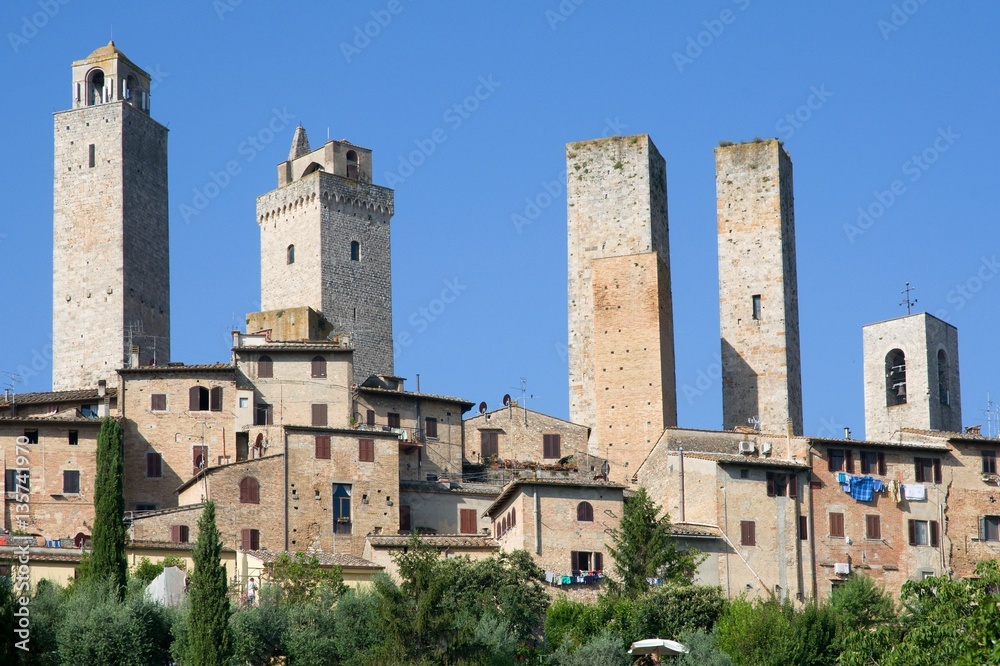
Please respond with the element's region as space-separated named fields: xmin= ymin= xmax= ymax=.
xmin=287 ymin=244 xmax=295 ymax=265
xmin=88 ymin=144 xmax=96 ymax=168
xmin=752 ymin=294 xmax=762 ymax=320
xmin=350 ymin=241 xmax=360 ymax=261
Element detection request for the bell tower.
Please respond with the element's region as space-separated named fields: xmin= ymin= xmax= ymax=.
xmin=52 ymin=42 xmax=170 ymax=390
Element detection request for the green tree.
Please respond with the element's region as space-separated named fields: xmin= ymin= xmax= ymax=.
xmin=267 ymin=551 xmax=346 ymax=605
xmin=186 ymin=501 xmax=232 ymax=665
xmin=606 ymin=486 xmax=701 ymax=598
xmin=229 ymin=585 xmax=288 ymax=666
xmin=715 ymin=597 xmax=837 ymax=666
xmin=90 ymin=416 xmax=127 ymax=596
xmin=132 ymin=557 xmax=164 ymax=586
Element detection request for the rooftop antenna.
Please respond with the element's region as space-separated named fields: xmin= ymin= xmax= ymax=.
xmin=983 ymin=394 xmax=1000 ymax=439
xmin=900 ymin=282 xmax=917 ymax=315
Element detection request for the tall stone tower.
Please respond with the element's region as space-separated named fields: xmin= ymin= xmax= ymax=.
xmin=716 ymin=140 xmax=803 ymax=435
xmin=567 ymin=134 xmax=677 ymax=482
xmin=863 ymin=313 xmax=961 ymax=441
xmin=52 ymin=42 xmax=170 ymax=390
xmin=256 ymin=128 xmax=394 ymax=385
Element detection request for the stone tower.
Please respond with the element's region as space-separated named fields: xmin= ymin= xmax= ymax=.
xmin=256 ymin=128 xmax=394 ymax=385
xmin=52 ymin=42 xmax=170 ymax=390
xmin=863 ymin=313 xmax=961 ymax=441
xmin=567 ymin=134 xmax=677 ymax=482
xmin=716 ymin=140 xmax=803 ymax=435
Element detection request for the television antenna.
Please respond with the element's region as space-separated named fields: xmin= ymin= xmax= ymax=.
xmin=900 ymin=282 xmax=917 ymax=315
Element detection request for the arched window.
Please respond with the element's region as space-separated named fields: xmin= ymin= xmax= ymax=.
xmin=350 ymin=241 xmax=360 ymax=261
xmin=311 ymin=355 xmax=327 ymax=378
xmin=258 ymin=355 xmax=273 ymax=379
xmin=87 ymin=69 xmax=105 ymax=105
xmin=346 ymin=150 xmax=359 ymax=179
xmin=886 ymin=349 xmax=907 ymax=406
xmin=511 ymin=508 xmax=516 ymax=527
xmin=577 ymin=501 xmax=594 ymax=522
xmin=124 ymin=74 xmax=137 ymax=101
xmin=938 ymin=349 xmax=950 ymax=405
xmin=302 ymin=162 xmax=324 ymax=177
xmin=188 ymin=386 xmax=209 ymax=411
xmin=287 ymin=244 xmax=295 ymax=264
xmin=239 ymin=477 xmax=260 ymax=504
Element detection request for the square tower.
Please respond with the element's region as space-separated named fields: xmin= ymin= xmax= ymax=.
xmin=52 ymin=42 xmax=170 ymax=390
xmin=716 ymin=140 xmax=803 ymax=435
xmin=863 ymin=313 xmax=961 ymax=440
xmin=257 ymin=128 xmax=394 ymax=385
xmin=566 ymin=134 xmax=677 ymax=480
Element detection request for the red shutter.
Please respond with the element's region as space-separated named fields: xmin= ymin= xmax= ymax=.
xmin=789 ymin=474 xmax=797 ymax=499
xmin=845 ymin=451 xmax=854 ymax=473
xmin=315 ymin=436 xmax=331 ymax=459
xmin=908 ymin=520 xmax=917 ymax=546
xmin=877 ymin=452 xmax=887 ymax=476
xmin=933 ymin=459 xmax=942 ymax=484
xmin=930 ymin=520 xmax=939 ymax=547
xmin=359 ymin=439 xmax=375 ymax=462
xmin=460 ymin=509 xmax=477 ymax=534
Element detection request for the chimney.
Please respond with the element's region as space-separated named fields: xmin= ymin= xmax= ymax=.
xmin=966 ymin=425 xmax=983 ymax=437
xmin=98 ymin=379 xmax=107 ymax=398
xmin=129 ymin=345 xmax=140 ymax=369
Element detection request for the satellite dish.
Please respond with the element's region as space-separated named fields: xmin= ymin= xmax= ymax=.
xmin=479 ymin=401 xmax=487 ymax=415
xmin=601 ymin=461 xmax=610 ymax=479
xmin=503 ymin=394 xmax=511 ymax=407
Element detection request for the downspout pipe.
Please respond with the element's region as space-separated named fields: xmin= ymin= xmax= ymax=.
xmin=678 ymin=447 xmax=686 ymax=523
xmin=534 ymin=487 xmax=541 ymax=555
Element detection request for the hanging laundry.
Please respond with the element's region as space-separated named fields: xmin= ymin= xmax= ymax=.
xmin=873 ymin=479 xmax=884 ymax=493
xmin=850 ymin=476 xmax=874 ymax=502
xmin=545 ymin=571 xmax=554 ymax=584
xmin=561 ymin=575 xmax=572 ymax=585
xmin=891 ymin=479 xmax=902 ymax=503
xmin=902 ymin=484 xmax=926 ymax=501
xmin=837 ymin=472 xmax=847 ymax=484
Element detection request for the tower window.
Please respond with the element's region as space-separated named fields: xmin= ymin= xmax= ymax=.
xmin=88 ymin=144 xmax=96 ymax=168
xmin=257 ymin=355 xmax=273 ymax=379
xmin=886 ymin=349 xmax=907 ymax=406
xmin=752 ymin=294 xmax=762 ymax=320
xmin=937 ymin=349 xmax=950 ymax=405
xmin=346 ymin=150 xmax=359 ymax=179
xmin=287 ymin=244 xmax=295 ymax=265
xmin=577 ymin=502 xmax=594 ymax=522
xmin=350 ymin=241 xmax=360 ymax=261
xmin=333 ymin=484 xmax=352 ymax=534
xmin=87 ymin=69 xmax=104 ymax=106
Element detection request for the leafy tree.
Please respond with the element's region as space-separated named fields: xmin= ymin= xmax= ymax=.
xmin=90 ymin=416 xmax=127 ymax=596
xmin=229 ymin=585 xmax=288 ymax=666
xmin=18 ymin=579 xmax=64 ymax=666
xmin=715 ymin=597 xmax=837 ymax=666
xmin=674 ymin=629 xmax=734 ymax=666
xmin=549 ymin=629 xmax=629 ymax=666
xmin=186 ymin=501 xmax=232 ymax=665
xmin=267 ymin=551 xmax=346 ymax=605
xmin=283 ymin=585 xmax=342 ymax=666
xmin=606 ymin=486 xmax=702 ymax=597
xmin=132 ymin=557 xmax=164 ymax=585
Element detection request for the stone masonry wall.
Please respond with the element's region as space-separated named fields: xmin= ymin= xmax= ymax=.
xmin=566 ymin=135 xmax=675 ymax=449
xmin=716 ymin=140 xmax=803 ymax=435
xmin=462 ymin=406 xmax=590 ymax=469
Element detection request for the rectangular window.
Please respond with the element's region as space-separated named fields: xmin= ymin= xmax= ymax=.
xmin=146 ymin=452 xmax=162 ymax=478
xmin=860 ymin=451 xmax=885 ymax=475
xmin=740 ymin=520 xmax=756 ymax=546
xmin=799 ymin=515 xmax=808 ymax=541
xmin=210 ymin=387 xmax=223 ymax=412
xmin=908 ymin=519 xmax=939 ymax=547
xmin=62 ymin=470 xmax=80 ymax=494
xmin=135 ymin=503 xmax=157 ymax=511
xmin=460 ymin=508 xmax=477 ymax=534
xmin=766 ymin=472 xmax=788 ymax=497
xmin=915 ymin=457 xmax=942 ymax=484
xmin=241 ymin=528 xmax=260 ymax=551
xmin=984 ymin=451 xmax=998 ymax=476
xmin=481 ymin=431 xmax=499 ymax=459
xmin=543 ymin=434 xmax=562 ymax=459
xmin=981 ymin=516 xmax=1000 ymax=542
xmin=400 ymin=505 xmax=411 ymax=532
xmin=68 ymin=430 xmax=78 ymax=446
xmin=192 ymin=446 xmax=208 ymax=475
xmin=570 ymin=551 xmax=604 ymax=572
xmin=358 ymin=439 xmax=375 ymax=462
xmin=425 ymin=417 xmax=438 ymax=439
xmin=828 ymin=449 xmax=853 ymax=473
xmin=333 ymin=484 xmax=352 ymax=534
xmin=80 ymin=405 xmax=98 ymax=418
xmin=23 ymin=430 xmax=38 ymax=445
xmin=829 ymin=512 xmax=845 ymax=538
xmin=311 ymin=403 xmax=328 ymax=427
xmin=5 ymin=469 xmax=28 ymax=493
xmin=170 ymin=525 xmax=190 ymax=543
xmin=865 ymin=515 xmax=882 ymax=540
xmin=387 ymin=412 xmax=400 ymax=429
xmin=239 ymin=397 xmax=248 ymax=408
xmin=366 ymin=409 xmax=376 ymax=426
xmin=315 ymin=436 xmax=331 ymax=460
xmin=254 ymin=403 xmax=272 ymax=426
xmin=151 ymin=393 xmax=167 ymax=411
xmin=752 ymin=294 xmax=762 ymax=320
xmin=88 ymin=143 xmax=95 ymax=168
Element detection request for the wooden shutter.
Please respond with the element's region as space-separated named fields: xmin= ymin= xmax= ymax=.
xmin=877 ymin=452 xmax=887 ymax=476
xmin=740 ymin=521 xmax=756 ymax=546
xmin=359 ymin=439 xmax=375 ymax=462
xmin=189 ymin=386 xmax=200 ymax=411
xmin=845 ymin=450 xmax=854 ymax=473
xmin=241 ymin=529 xmax=260 ymax=551
xmin=866 ymin=515 xmax=881 ymax=540
xmin=570 ymin=551 xmax=579 ymax=571
xmin=930 ymin=521 xmax=939 ymax=547
xmin=400 ymin=505 xmax=411 ymax=531
xmin=240 ymin=477 xmax=259 ymax=504
xmin=388 ymin=413 xmax=400 ymax=428
xmin=366 ymin=409 xmax=375 ymax=426
xmin=146 ymin=452 xmax=162 ymax=478
xmin=241 ymin=529 xmax=252 ymax=550
xmin=789 ymin=474 xmax=798 ymax=499
xmin=312 ymin=404 xmax=328 ymax=427
xmin=766 ymin=472 xmax=775 ymax=497
xmin=311 ymin=356 xmax=327 ymax=378
xmin=315 ymin=436 xmax=331 ymax=460
xmin=63 ymin=471 xmax=79 ymax=494
xmin=151 ymin=394 xmax=166 ymax=411
xmin=481 ymin=431 xmax=498 ymax=459
xmin=594 ymin=552 xmax=604 ymax=571
xmin=258 ymin=356 xmax=272 ymax=379
xmin=171 ymin=525 xmax=181 ymax=542
xmin=543 ymin=434 xmax=561 ymax=459
xmin=908 ymin=520 xmax=917 ymax=546
xmin=827 ymin=450 xmax=836 ymax=472
xmin=980 ymin=517 xmax=988 ymax=542
xmin=915 ymin=458 xmax=926 ymax=482
xmin=933 ymin=458 xmax=942 ymax=484
xmin=210 ymin=386 xmax=223 ymax=412
xmin=425 ymin=417 xmax=438 ymax=438
xmin=460 ymin=509 xmax=477 ymax=534
xmin=829 ymin=513 xmax=844 ymax=538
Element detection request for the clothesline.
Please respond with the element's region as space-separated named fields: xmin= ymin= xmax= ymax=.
xmin=543 ymin=570 xmax=604 ymax=586
xmin=834 ymin=473 xmax=925 ymax=503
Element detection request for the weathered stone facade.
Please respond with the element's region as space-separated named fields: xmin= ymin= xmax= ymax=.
xmin=257 ymin=131 xmax=394 ymax=386
xmin=53 ymin=43 xmax=170 ymax=391
xmin=862 ymin=313 xmax=962 ymax=441
xmin=462 ymin=405 xmax=590 ymax=469
xmin=399 ymin=479 xmax=498 ymax=535
xmin=566 ymin=135 xmax=676 ymax=455
xmin=716 ymin=140 xmax=802 ymax=435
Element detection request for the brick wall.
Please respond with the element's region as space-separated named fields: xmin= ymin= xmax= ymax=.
xmin=462 ymin=406 xmax=589 ymax=470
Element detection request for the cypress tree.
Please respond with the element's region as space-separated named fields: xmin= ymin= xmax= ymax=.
xmin=188 ymin=500 xmax=232 ymax=665
xmin=90 ymin=416 xmax=127 ymax=597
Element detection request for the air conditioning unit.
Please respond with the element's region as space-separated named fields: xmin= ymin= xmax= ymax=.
xmin=738 ymin=441 xmax=755 ymax=454
xmin=760 ymin=441 xmax=772 ymax=455
xmin=834 ymin=563 xmax=851 ymax=576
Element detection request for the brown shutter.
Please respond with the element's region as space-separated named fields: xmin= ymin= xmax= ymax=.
xmin=312 ymin=404 xmax=328 ymax=427
xmin=425 ymin=418 xmax=437 ymax=438
xmin=789 ymin=474 xmax=798 ymax=499
xmin=570 ymin=551 xmax=579 ymax=570
xmin=460 ymin=509 xmax=476 ymax=534
xmin=830 ymin=513 xmax=844 ymax=538
xmin=933 ymin=458 xmax=942 ymax=484
xmin=877 ymin=452 xmax=887 ymax=476
xmin=740 ymin=520 xmax=756 ymax=546
xmin=151 ymin=394 xmax=166 ymax=411
xmin=908 ymin=520 xmax=917 ymax=546
xmin=258 ymin=356 xmax=272 ymax=379
xmin=241 ymin=529 xmax=252 ymax=551
xmin=867 ymin=515 xmax=881 ymax=540
xmin=845 ymin=450 xmax=854 ymax=473
xmin=388 ymin=413 xmax=400 ymax=428
xmin=311 ymin=356 xmax=327 ymax=378
xmin=359 ymin=439 xmax=375 ymax=462
xmin=915 ymin=458 xmax=925 ymax=482
xmin=170 ymin=525 xmax=180 ymax=542
xmin=210 ymin=387 xmax=223 ymax=412
xmin=189 ymin=386 xmax=200 ymax=411
xmin=367 ymin=409 xmax=375 ymax=426
xmin=930 ymin=520 xmax=939 ymax=547
xmin=315 ymin=436 xmax=331 ymax=460
xmin=766 ymin=472 xmax=775 ymax=497
xmin=594 ymin=552 xmax=603 ymax=571
xmin=827 ymin=450 xmax=835 ymax=472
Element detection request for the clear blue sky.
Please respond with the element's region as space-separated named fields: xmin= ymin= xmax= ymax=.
xmin=1 ymin=1 xmax=998 ymax=439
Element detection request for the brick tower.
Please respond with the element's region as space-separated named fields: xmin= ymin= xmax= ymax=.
xmin=256 ymin=128 xmax=394 ymax=385
xmin=52 ymin=42 xmax=170 ymax=390
xmin=863 ymin=313 xmax=961 ymax=441
xmin=716 ymin=140 xmax=803 ymax=435
xmin=566 ymin=134 xmax=677 ymax=482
